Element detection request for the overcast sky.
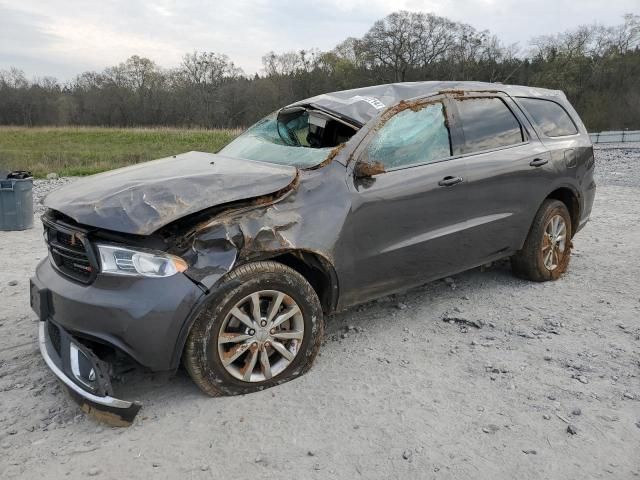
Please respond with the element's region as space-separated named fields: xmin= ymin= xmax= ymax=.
xmin=0 ymin=0 xmax=636 ymax=80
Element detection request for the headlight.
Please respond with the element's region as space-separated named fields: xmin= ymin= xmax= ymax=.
xmin=96 ymin=244 xmax=188 ymax=278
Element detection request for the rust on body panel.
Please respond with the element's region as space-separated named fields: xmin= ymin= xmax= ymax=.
xmin=312 ymin=142 xmax=347 ymax=169
xmin=355 ymin=161 xmax=386 ymax=177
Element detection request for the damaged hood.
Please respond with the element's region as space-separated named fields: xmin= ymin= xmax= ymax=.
xmin=44 ymin=151 xmax=297 ymax=235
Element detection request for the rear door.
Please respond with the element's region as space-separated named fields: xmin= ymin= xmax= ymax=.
xmin=336 ymin=97 xmax=476 ymax=306
xmin=449 ymin=93 xmax=554 ymax=265
xmin=515 ymin=96 xmax=593 ymax=227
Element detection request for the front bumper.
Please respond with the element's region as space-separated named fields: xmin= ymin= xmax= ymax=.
xmin=31 ymin=257 xmax=206 ymax=425
xmin=32 ymin=258 xmax=204 ymax=371
xmin=38 ymin=319 xmax=141 ymax=425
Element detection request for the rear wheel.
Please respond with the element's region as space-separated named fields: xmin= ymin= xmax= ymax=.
xmin=183 ymin=261 xmax=324 ymax=396
xmin=512 ymin=199 xmax=572 ymax=281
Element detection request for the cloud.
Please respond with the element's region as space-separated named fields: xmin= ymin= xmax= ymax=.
xmin=0 ymin=0 xmax=636 ymax=80
xmin=0 ymin=6 xmax=60 ymax=57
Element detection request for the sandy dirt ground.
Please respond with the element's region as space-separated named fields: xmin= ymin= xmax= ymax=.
xmin=1 ymin=146 xmax=639 ymax=479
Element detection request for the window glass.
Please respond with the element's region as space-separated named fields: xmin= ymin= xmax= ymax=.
xmin=219 ymin=113 xmax=332 ymax=168
xmin=455 ymin=98 xmax=523 ymax=154
xmin=366 ymin=103 xmax=451 ymax=169
xmin=517 ymin=97 xmax=578 ymax=137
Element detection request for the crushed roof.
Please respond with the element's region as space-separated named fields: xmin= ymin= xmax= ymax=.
xmin=289 ymin=81 xmax=565 ymax=126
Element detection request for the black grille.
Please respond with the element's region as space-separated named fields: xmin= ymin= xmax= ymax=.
xmin=56 ymin=230 xmax=77 ymax=248
xmin=48 ymin=321 xmax=62 ymax=356
xmin=44 ymin=218 xmax=96 ymax=284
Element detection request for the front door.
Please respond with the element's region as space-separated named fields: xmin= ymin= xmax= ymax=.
xmin=335 ymin=99 xmax=475 ymax=307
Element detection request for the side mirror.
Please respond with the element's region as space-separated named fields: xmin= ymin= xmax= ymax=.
xmin=354 ymin=161 xmax=386 ymax=178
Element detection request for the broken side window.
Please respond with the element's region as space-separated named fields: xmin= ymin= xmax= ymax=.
xmin=366 ymin=102 xmax=452 ymax=170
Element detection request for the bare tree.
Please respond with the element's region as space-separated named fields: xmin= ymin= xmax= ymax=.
xmin=181 ymin=51 xmax=243 ymax=86
xmin=360 ymin=11 xmax=421 ymax=81
xmin=262 ymin=51 xmax=304 ymax=76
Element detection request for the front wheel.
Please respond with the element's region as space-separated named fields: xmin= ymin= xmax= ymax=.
xmin=183 ymin=261 xmax=324 ymax=396
xmin=512 ymin=199 xmax=572 ymax=281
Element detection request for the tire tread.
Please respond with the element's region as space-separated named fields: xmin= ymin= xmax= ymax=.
xmin=512 ymin=199 xmax=572 ymax=282
xmin=183 ymin=261 xmax=324 ymax=397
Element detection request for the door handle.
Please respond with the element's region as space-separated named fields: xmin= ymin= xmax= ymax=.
xmin=529 ymin=158 xmax=549 ymax=167
xmin=438 ymin=176 xmax=464 ymax=187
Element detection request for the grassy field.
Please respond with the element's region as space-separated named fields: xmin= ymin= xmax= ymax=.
xmin=0 ymin=126 xmax=241 ymax=177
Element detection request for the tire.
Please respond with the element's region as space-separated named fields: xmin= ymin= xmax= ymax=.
xmin=512 ymin=199 xmax=573 ymax=282
xmin=183 ymin=261 xmax=324 ymax=396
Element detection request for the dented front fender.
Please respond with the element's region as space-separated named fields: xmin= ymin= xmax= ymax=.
xmin=175 ymin=164 xmax=348 ymax=293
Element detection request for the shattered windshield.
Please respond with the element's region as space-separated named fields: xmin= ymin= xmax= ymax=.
xmin=219 ymin=113 xmax=334 ymax=168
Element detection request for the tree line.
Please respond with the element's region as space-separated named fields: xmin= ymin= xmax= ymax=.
xmin=0 ymin=12 xmax=638 ymax=132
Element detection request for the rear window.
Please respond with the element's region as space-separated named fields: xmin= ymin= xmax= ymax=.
xmin=517 ymin=97 xmax=578 ymax=137
xmin=455 ymin=98 xmax=523 ymax=154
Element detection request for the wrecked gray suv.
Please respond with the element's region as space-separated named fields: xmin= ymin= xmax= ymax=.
xmin=30 ymin=82 xmax=595 ymax=423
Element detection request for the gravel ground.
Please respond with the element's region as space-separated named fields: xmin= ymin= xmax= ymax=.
xmin=32 ymin=177 xmax=76 ymax=215
xmin=1 ymin=146 xmax=639 ymax=479
xmin=592 ymin=143 xmax=640 ymax=187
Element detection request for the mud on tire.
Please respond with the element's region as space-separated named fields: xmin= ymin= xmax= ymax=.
xmin=512 ymin=199 xmax=573 ymax=282
xmin=183 ymin=261 xmax=324 ymax=396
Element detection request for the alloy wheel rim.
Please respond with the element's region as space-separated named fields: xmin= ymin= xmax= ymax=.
xmin=542 ymin=214 xmax=567 ymax=271
xmin=217 ymin=290 xmax=304 ymax=382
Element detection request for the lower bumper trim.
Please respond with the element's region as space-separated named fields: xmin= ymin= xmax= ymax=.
xmin=38 ymin=322 xmax=141 ymax=425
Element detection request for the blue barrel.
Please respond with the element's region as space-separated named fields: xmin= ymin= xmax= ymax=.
xmin=0 ymin=176 xmax=34 ymax=231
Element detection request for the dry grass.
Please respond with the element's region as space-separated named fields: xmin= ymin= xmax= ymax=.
xmin=0 ymin=126 xmax=242 ymax=177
